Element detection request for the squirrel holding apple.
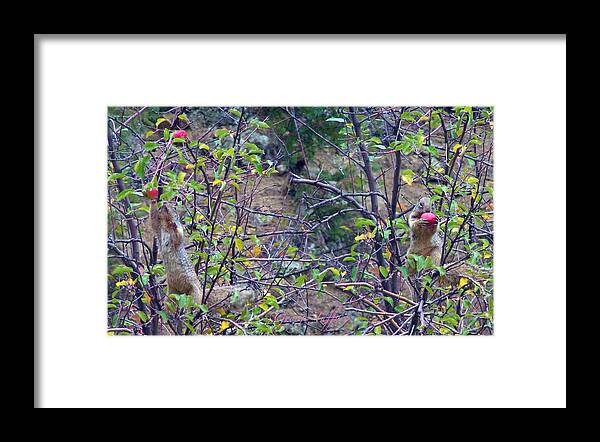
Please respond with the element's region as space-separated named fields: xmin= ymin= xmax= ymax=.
xmin=406 ymin=196 xmax=442 ymax=271
xmin=406 ymin=196 xmax=489 ymax=320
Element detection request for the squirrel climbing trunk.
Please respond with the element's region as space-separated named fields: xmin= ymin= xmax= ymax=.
xmin=150 ymin=200 xmax=203 ymax=305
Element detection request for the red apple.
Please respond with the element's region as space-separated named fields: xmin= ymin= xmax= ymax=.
xmin=420 ymin=212 xmax=437 ymax=224
xmin=146 ymin=188 xmax=159 ymax=199
xmin=173 ymin=130 xmax=188 ymax=139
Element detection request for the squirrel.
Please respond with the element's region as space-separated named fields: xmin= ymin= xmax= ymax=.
xmin=149 ymin=199 xmax=258 ymax=312
xmin=150 ymin=200 xmax=203 ymax=305
xmin=405 ymin=196 xmax=491 ymax=331
xmin=406 ymin=196 xmax=442 ymax=272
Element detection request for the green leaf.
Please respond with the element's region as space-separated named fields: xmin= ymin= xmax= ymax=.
xmin=111 ymin=264 xmax=133 ymax=276
xmin=228 ymin=108 xmax=241 ymax=117
xmin=326 ymin=117 xmax=345 ymax=123
xmin=115 ymin=188 xmax=135 ymax=201
xmin=150 ymin=264 xmax=165 ymax=276
xmin=256 ymin=121 xmax=270 ymax=129
xmin=159 ymin=190 xmax=176 ymax=201
xmin=245 ymin=143 xmax=264 ymax=155
xmin=143 ymin=142 xmax=159 ymax=152
xmin=108 ymin=172 xmax=126 ymax=182
xmin=263 ymin=294 xmax=279 ymax=309
xmin=354 ymin=217 xmax=376 ymax=228
xmin=134 ymin=155 xmax=150 ymax=179
xmin=379 ymin=266 xmax=389 ymax=278
xmin=401 ymin=169 xmax=415 ymax=185
xmin=398 ymin=266 xmax=409 ymax=279
xmin=177 ymin=294 xmax=191 ymax=309
xmin=214 ymin=128 xmax=229 ymax=139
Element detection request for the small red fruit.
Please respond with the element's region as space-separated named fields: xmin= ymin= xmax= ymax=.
xmin=173 ymin=130 xmax=188 ymax=139
xmin=420 ymin=212 xmax=437 ymax=224
xmin=146 ymin=188 xmax=159 ymax=199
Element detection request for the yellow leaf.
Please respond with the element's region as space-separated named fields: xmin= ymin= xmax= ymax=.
xmin=401 ymin=175 xmax=414 ymax=185
xmin=467 ymin=176 xmax=479 ymax=186
xmin=212 ymin=179 xmax=223 ymax=186
xmin=219 ymin=321 xmax=230 ymax=332
xmin=234 ymin=238 xmax=244 ymax=252
xmin=216 ymin=307 xmax=226 ymax=316
xmin=419 ymin=115 xmax=430 ymax=122
xmin=453 ymin=143 xmax=462 ymax=153
xmin=252 ymin=245 xmax=262 ymax=257
xmin=356 ymin=230 xmax=376 ymax=241
xmin=185 ymin=163 xmax=194 ymax=170
xmin=459 ymin=277 xmax=469 ymax=288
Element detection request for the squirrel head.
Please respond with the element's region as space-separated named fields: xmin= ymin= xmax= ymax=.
xmin=158 ymin=203 xmax=180 ymax=230
xmin=410 ymin=197 xmax=439 ymax=238
xmin=412 ymin=197 xmax=432 ymax=217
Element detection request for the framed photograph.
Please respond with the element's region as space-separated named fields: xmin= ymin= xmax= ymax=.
xmin=35 ymin=35 xmax=566 ymax=408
